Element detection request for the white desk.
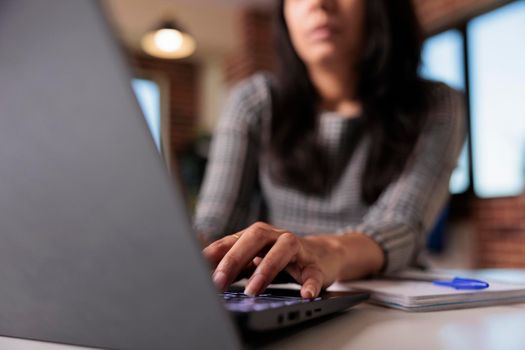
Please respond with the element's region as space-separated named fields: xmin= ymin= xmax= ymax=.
xmin=263 ymin=303 xmax=525 ymax=350
xmin=2 ymin=302 xmax=525 ymax=350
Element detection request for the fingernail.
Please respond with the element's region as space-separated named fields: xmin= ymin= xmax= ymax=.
xmin=244 ymin=274 xmax=265 ymax=296
xmin=213 ymin=271 xmax=227 ymax=290
xmin=303 ymin=287 xmax=315 ymax=299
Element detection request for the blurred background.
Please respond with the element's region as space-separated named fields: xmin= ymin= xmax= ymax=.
xmin=102 ymin=0 xmax=525 ymax=270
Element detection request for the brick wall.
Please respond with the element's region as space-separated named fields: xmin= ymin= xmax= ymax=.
xmin=224 ymin=9 xmax=275 ymax=84
xmin=473 ymin=196 xmax=525 ymax=267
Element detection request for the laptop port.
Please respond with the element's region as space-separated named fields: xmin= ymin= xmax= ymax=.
xmin=277 ymin=314 xmax=284 ymax=324
xmin=305 ymin=310 xmax=312 ymax=317
xmin=288 ymin=311 xmax=299 ymax=321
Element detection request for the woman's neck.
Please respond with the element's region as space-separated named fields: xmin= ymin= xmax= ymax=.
xmin=308 ymin=62 xmax=362 ymax=118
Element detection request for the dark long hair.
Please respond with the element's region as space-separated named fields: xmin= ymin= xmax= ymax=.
xmin=269 ymin=0 xmax=430 ymax=204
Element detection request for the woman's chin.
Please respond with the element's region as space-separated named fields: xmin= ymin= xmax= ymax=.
xmin=306 ymin=49 xmax=342 ymax=67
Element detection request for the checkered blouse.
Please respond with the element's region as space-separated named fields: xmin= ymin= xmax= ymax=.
xmin=194 ymin=73 xmax=465 ymax=273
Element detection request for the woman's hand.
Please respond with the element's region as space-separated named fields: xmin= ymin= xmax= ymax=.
xmin=202 ymin=222 xmax=385 ymax=298
xmin=203 ymin=222 xmax=337 ymax=298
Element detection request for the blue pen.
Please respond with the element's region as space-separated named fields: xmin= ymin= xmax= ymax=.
xmin=384 ymin=274 xmax=490 ymax=290
xmin=432 ymin=277 xmax=490 ymax=290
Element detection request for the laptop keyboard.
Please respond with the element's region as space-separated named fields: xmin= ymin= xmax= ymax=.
xmin=221 ymin=291 xmax=321 ymax=312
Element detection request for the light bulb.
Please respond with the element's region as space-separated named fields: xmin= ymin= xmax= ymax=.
xmin=153 ymin=28 xmax=183 ymax=53
xmin=141 ymin=23 xmax=196 ymax=59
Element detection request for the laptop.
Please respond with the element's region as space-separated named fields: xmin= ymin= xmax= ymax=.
xmin=0 ymin=1 xmax=368 ymax=349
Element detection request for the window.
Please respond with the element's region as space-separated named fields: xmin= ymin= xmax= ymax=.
xmin=421 ymin=30 xmax=465 ymax=91
xmin=421 ymin=30 xmax=470 ymax=194
xmin=422 ymin=0 xmax=525 ymax=198
xmin=468 ymin=0 xmax=525 ymax=197
xmin=132 ymin=78 xmax=162 ymax=152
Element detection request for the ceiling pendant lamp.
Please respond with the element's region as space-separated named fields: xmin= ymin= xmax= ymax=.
xmin=141 ymin=20 xmax=196 ymax=59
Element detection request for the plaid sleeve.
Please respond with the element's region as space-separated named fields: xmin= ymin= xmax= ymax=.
xmin=193 ymin=74 xmax=271 ymax=241
xmin=339 ymin=85 xmax=467 ymax=273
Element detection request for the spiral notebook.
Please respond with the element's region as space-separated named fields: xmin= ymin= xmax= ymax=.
xmin=326 ymin=269 xmax=525 ymax=311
